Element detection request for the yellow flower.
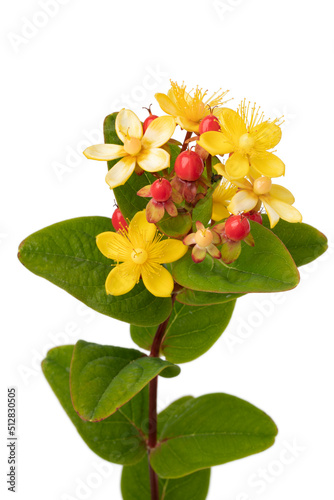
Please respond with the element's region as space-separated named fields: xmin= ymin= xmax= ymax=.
xmin=198 ymin=100 xmax=285 ymax=180
xmin=83 ymin=109 xmax=175 ymax=189
xmin=212 ymin=179 xmax=238 ymax=221
xmin=219 ymin=169 xmax=302 ymax=228
xmin=96 ymin=210 xmax=187 ymax=297
xmin=155 ymin=81 xmax=229 ymax=133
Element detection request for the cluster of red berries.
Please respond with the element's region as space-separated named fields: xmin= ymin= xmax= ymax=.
xmin=111 ymin=109 xmax=263 ymax=263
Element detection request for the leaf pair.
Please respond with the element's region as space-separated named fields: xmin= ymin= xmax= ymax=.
xmin=121 ymin=454 xmax=211 ymax=500
xmin=18 ymin=215 xmax=326 ymax=313
xmin=43 ymin=345 xmax=278 ymax=479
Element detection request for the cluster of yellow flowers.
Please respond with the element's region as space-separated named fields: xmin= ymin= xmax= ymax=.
xmin=84 ymin=81 xmax=302 ymax=298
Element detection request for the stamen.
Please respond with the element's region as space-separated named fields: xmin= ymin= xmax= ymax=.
xmin=238 ymin=99 xmax=284 ymax=132
xmin=170 ymin=81 xmax=229 ymax=122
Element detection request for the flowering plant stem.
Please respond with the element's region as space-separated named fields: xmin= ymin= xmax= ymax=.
xmin=17 ymin=88 xmax=328 ymax=500
xmin=148 ymin=291 xmax=177 ymax=500
xmin=180 ymin=131 xmax=192 ymax=152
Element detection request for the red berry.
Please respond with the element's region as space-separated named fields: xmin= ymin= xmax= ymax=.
xmin=150 ymin=178 xmax=172 ymax=202
xmin=143 ymin=114 xmax=158 ymax=133
xmin=199 ymin=115 xmax=220 ymax=134
xmin=225 ymin=215 xmax=250 ymax=241
xmin=174 ymin=150 xmax=204 ymax=181
xmin=112 ymin=208 xmax=128 ymax=232
xmin=244 ymin=212 xmax=263 ymax=225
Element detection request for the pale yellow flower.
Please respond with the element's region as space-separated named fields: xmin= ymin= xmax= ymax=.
xmin=96 ymin=210 xmax=187 ymax=297
xmin=212 ymin=179 xmax=238 ymax=221
xmin=219 ymin=168 xmax=302 ymax=228
xmin=84 ymin=109 xmax=175 ymax=189
xmin=155 ymin=81 xmax=229 ymax=133
xmin=198 ymin=101 xmax=285 ymax=179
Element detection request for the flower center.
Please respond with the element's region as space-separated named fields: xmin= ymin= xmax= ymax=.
xmin=253 ymin=176 xmax=272 ymax=195
xmin=194 ymin=229 xmax=213 ymax=248
xmin=124 ymin=137 xmax=142 ymax=156
xmin=131 ymin=248 xmax=148 ymax=264
xmin=239 ymin=133 xmax=255 ymax=152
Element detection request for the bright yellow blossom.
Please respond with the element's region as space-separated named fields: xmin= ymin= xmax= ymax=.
xmin=212 ymin=179 xmax=238 ymax=221
xmin=84 ymin=109 xmax=175 ymax=189
xmin=96 ymin=210 xmax=187 ymax=297
xmin=155 ymin=81 xmax=229 ymax=133
xmin=198 ymin=101 xmax=285 ymax=180
xmin=218 ymin=167 xmax=302 ymax=228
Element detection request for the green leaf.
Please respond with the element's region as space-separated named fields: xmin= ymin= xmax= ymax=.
xmin=114 ymin=171 xmax=155 ymax=220
xmin=176 ymin=288 xmax=244 ymax=306
xmin=121 ymin=456 xmax=210 ymax=500
xmin=157 ymin=211 xmax=192 ymax=239
xmin=18 ymin=216 xmax=171 ymax=327
xmin=262 ymin=215 xmax=328 ymax=267
xmin=42 ymin=346 xmax=149 ymax=465
xmin=176 ymin=218 xmax=328 ymax=305
xmin=167 ymin=143 xmax=182 ymax=172
xmin=70 ymin=341 xmax=180 ymax=422
xmin=131 ymin=300 xmax=235 ymax=364
xmin=171 ymin=220 xmax=300 ymax=293
xmin=192 ymin=193 xmax=213 ymax=231
xmin=150 ymin=393 xmax=278 ymax=478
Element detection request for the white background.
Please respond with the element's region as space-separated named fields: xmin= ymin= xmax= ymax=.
xmin=1 ymin=0 xmax=334 ymax=499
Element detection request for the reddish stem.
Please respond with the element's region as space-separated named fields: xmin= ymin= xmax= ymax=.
xmin=206 ymin=155 xmax=212 ymax=182
xmin=180 ymin=131 xmax=192 ymax=153
xmin=148 ymin=292 xmax=177 ymax=500
xmin=149 ymin=459 xmax=159 ymax=500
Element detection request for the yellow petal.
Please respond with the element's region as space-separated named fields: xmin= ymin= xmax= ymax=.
xmin=217 ymin=107 xmax=247 ymax=144
xmin=260 ymin=197 xmax=280 ymax=228
xmin=96 ymin=232 xmax=132 ymax=260
xmin=176 ymin=116 xmax=200 ymax=133
xmin=213 ymin=161 xmax=226 ymax=176
xmin=155 ymin=93 xmax=179 ymax=116
xmin=250 ymin=152 xmax=285 ymax=178
xmin=141 ymin=263 xmax=174 ymax=297
xmin=136 ymin=147 xmax=169 ymax=172
xmin=128 ymin=210 xmax=156 ymax=247
xmin=225 ymin=153 xmax=250 ymax=179
xmin=105 ymin=263 xmax=139 ymax=296
xmin=197 ymin=131 xmax=234 ymax=156
xmin=270 ymin=184 xmax=295 ymax=204
xmin=214 ymin=165 xmax=252 ymax=189
xmin=167 ymin=88 xmax=177 ymax=104
xmin=250 ymin=121 xmax=282 ymax=151
xmin=228 ymin=190 xmax=259 ymax=214
xmin=105 ymin=156 xmax=136 ymax=189
xmin=263 ymin=195 xmax=302 ymax=224
xmin=142 ymin=116 xmax=176 ymax=149
xmin=83 ymin=144 xmax=126 ymax=161
xmin=148 ymin=238 xmax=188 ymax=264
xmin=116 ymin=109 xmax=143 ymax=142
xmin=212 ymin=202 xmax=230 ymax=221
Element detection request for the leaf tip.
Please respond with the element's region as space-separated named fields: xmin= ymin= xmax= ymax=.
xmin=17 ymin=238 xmax=27 ymax=263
